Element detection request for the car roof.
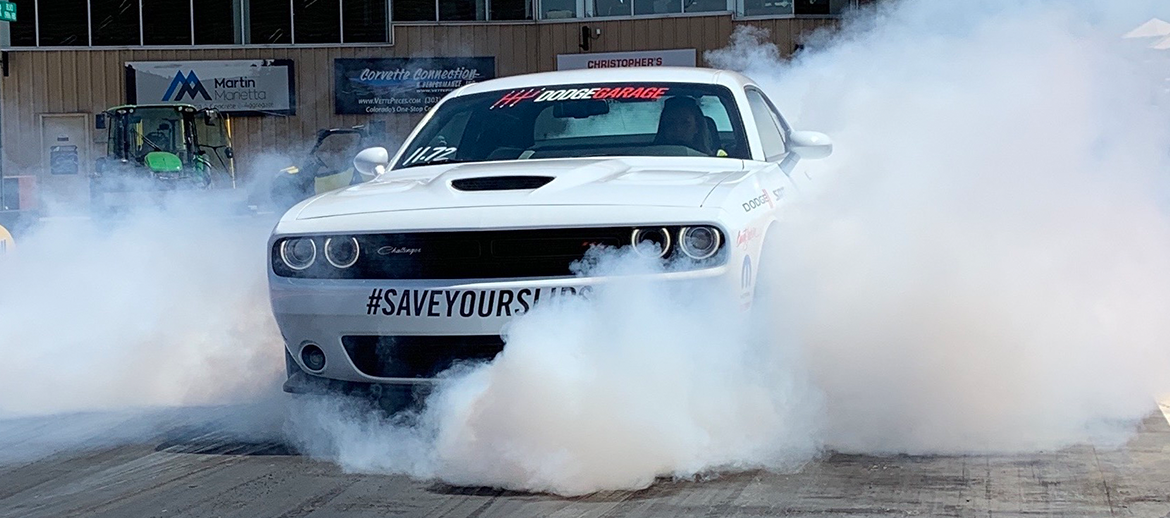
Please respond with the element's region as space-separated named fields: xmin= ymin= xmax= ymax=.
xmin=455 ymin=67 xmax=758 ymax=96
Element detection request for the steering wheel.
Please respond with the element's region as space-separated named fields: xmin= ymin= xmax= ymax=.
xmin=658 ymin=142 xmax=710 ymax=156
xmin=309 ymin=153 xmax=338 ymax=177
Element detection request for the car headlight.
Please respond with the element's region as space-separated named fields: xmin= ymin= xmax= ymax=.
xmin=280 ymin=237 xmax=317 ymax=270
xmin=678 ymin=226 xmax=721 ymax=260
xmin=631 ymin=227 xmax=671 ymax=258
xmin=324 ymin=236 xmax=360 ymax=268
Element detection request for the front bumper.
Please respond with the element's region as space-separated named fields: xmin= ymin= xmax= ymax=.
xmin=271 ymin=267 xmax=730 ymax=386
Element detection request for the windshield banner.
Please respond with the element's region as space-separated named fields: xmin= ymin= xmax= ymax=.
xmin=491 ymin=86 xmax=671 ymax=109
xmin=334 ymin=57 xmax=496 ymax=115
xmin=125 ymin=59 xmax=295 ymax=116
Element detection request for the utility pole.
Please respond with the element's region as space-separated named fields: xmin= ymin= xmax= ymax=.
xmin=0 ymin=9 xmax=9 ymax=213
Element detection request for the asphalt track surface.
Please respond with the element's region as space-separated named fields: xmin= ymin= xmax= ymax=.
xmin=2 ymin=404 xmax=1170 ymax=517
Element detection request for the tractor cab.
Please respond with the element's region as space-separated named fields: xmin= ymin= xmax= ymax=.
xmin=92 ymin=104 xmax=235 ymax=210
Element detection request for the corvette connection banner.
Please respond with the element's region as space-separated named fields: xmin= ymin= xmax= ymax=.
xmin=334 ymin=57 xmax=496 ymax=115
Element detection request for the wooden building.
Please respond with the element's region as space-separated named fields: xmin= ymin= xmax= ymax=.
xmin=0 ymin=1 xmax=853 ymax=211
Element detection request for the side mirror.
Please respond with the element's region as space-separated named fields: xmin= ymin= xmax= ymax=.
xmin=95 ymin=114 xmax=106 ymax=130
xmin=789 ymin=131 xmax=833 ymax=160
xmin=353 ymin=146 xmax=391 ymax=176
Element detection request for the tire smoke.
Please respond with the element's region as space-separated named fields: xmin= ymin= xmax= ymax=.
xmin=0 ymin=207 xmax=284 ymax=417
xmin=5 ymin=0 xmax=1169 ymax=497
xmin=291 ymin=0 xmax=1170 ymax=496
xmin=0 ymin=182 xmax=288 ymax=461
xmin=709 ymin=0 xmax=1170 ymax=453
xmin=290 ymin=249 xmax=823 ymax=496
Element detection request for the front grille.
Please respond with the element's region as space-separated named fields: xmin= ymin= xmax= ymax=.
xmin=342 ymin=335 xmax=506 ymax=378
xmin=451 ymin=176 xmax=554 ymax=191
xmin=273 ymin=227 xmax=633 ymax=279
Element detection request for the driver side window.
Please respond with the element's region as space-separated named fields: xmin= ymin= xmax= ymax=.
xmin=746 ymin=89 xmax=787 ymax=161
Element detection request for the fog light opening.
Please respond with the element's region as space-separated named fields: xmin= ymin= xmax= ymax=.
xmin=300 ymin=343 xmax=327 ymax=372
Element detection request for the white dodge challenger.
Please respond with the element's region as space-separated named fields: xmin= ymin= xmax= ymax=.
xmin=268 ymin=67 xmax=832 ymax=399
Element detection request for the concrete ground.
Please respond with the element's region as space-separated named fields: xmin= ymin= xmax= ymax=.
xmin=1 ymin=407 xmax=1169 ymax=518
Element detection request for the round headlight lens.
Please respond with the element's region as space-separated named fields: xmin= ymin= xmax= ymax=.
xmin=679 ymin=226 xmax=721 ymax=260
xmin=631 ymin=227 xmax=671 ymax=258
xmin=280 ymin=238 xmax=317 ymax=270
xmin=324 ymin=236 xmax=360 ymax=269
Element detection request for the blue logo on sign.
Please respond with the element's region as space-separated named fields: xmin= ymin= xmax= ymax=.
xmin=162 ymin=71 xmax=211 ymax=101
xmin=741 ymin=255 xmax=752 ymax=289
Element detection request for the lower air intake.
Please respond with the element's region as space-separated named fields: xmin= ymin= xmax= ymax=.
xmin=342 ymin=335 xmax=505 ymax=378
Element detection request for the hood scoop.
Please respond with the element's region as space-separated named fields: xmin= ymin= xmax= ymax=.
xmin=450 ymin=175 xmax=555 ymax=192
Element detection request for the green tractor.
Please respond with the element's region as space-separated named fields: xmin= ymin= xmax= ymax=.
xmin=269 ymin=122 xmax=387 ymax=211
xmin=91 ymin=103 xmax=236 ymax=213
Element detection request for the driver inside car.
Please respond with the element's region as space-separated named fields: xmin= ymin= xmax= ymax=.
xmin=653 ymin=96 xmax=726 ymax=156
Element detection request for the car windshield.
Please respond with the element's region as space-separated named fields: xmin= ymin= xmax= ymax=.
xmin=393 ymin=82 xmax=750 ymax=170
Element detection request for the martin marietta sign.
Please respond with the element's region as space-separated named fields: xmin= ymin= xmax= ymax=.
xmin=334 ymin=57 xmax=495 ymax=115
xmin=125 ymin=60 xmax=295 ymax=115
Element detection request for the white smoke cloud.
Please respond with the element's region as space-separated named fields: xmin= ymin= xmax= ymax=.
xmin=0 ymin=166 xmax=295 ymax=460
xmin=6 ymin=0 xmax=1169 ymax=497
xmin=0 ymin=141 xmax=378 ymax=461
xmin=710 ymin=0 xmax=1170 ymax=453
xmin=289 ymin=0 xmax=1170 ymax=496
xmin=0 ymin=204 xmax=284 ymax=417
xmin=290 ymin=248 xmax=823 ymax=496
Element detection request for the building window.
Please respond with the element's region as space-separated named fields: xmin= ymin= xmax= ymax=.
xmin=342 ymin=0 xmax=389 ymax=42
xmin=541 ymin=0 xmax=577 ymax=19
xmin=92 ymin=0 xmax=141 ymax=45
xmin=490 ymin=0 xmax=531 ymax=20
xmin=8 ymin=0 xmax=36 ymax=46
xmin=143 ymin=0 xmax=192 ymax=45
xmin=593 ymin=0 xmax=631 ymax=17
xmin=440 ymin=0 xmax=485 ymax=21
xmin=294 ymin=0 xmax=340 ymax=43
xmin=194 ymin=0 xmax=243 ymax=44
xmin=741 ymin=0 xmax=849 ymax=16
xmin=246 ymin=0 xmax=291 ymax=43
xmin=634 ymin=0 xmax=677 ymax=15
xmin=741 ymin=0 xmax=792 ymax=16
xmin=393 ymin=0 xmax=435 ymax=21
xmin=685 ymin=0 xmax=729 ymax=13
xmin=795 ymin=0 xmax=829 ymax=14
xmin=39 ymin=0 xmax=89 ymax=46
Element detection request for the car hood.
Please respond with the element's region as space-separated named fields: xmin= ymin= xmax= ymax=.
xmin=292 ymin=157 xmax=745 ymax=220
